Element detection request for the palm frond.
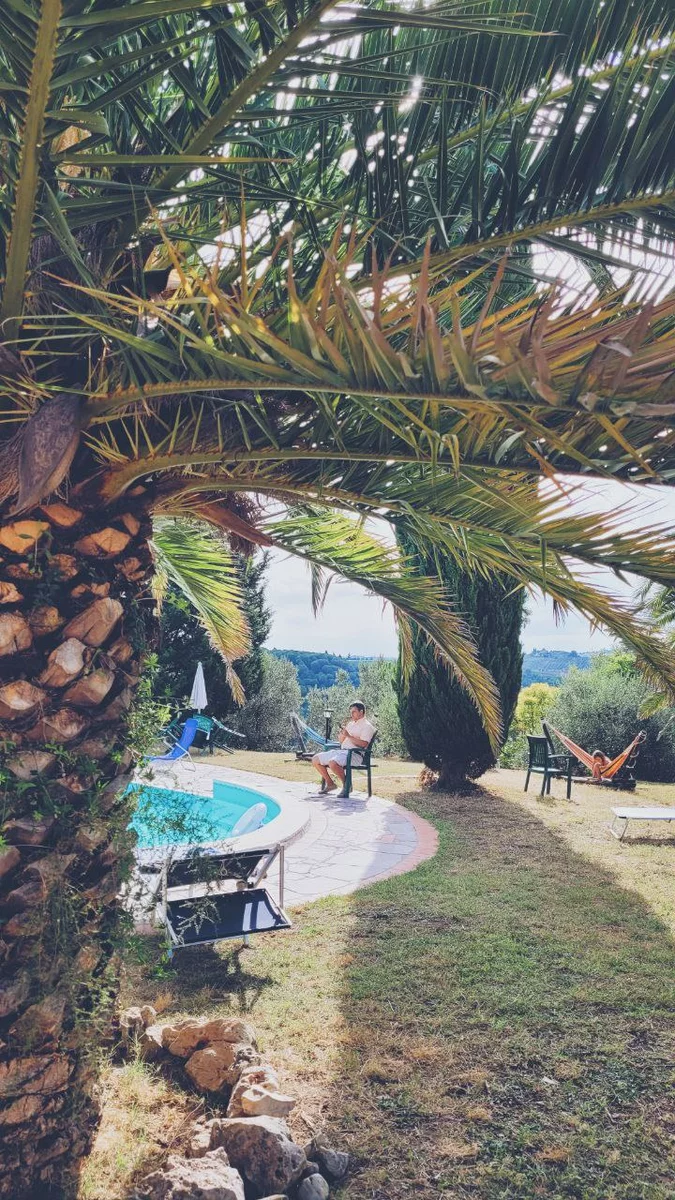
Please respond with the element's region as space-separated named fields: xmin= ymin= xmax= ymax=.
xmin=0 ymin=0 xmax=61 ymax=331
xmin=151 ymin=518 xmax=251 ymax=703
xmin=261 ymin=508 xmax=502 ymax=748
xmin=68 ymin=234 xmax=675 ymax=486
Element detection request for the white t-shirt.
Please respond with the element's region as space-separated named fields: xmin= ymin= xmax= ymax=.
xmin=342 ymin=716 xmax=375 ymax=750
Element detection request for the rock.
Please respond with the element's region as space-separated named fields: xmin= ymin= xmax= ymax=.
xmin=300 ymin=1162 xmax=320 ymax=1179
xmin=185 ymin=1042 xmax=250 ymax=1093
xmin=187 ymin=1124 xmax=214 ymax=1159
xmin=142 ymin=1149 xmax=245 ymax=1200
xmin=140 ymin=1003 xmax=157 ymax=1027
xmin=162 ymin=1017 xmax=257 ymax=1058
xmin=139 ymin=1024 xmax=165 ymax=1062
xmin=215 ymin=1116 xmax=306 ymax=1199
xmin=187 ymin=1118 xmax=229 ymax=1158
xmin=240 ymin=1085 xmax=297 ymax=1118
xmin=119 ymin=1006 xmax=145 ymax=1043
xmin=227 ymin=1065 xmax=280 ymax=1118
xmin=296 ymin=1175 xmax=329 ymax=1200
xmin=305 ymin=1143 xmax=350 ymax=1183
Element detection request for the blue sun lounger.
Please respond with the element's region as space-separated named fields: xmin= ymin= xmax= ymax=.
xmin=150 ymin=717 xmax=199 ymax=764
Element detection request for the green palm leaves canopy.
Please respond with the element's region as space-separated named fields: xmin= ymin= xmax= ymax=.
xmin=2 ymin=0 xmax=675 ymax=1191
xmin=0 ymin=0 xmax=673 ymax=729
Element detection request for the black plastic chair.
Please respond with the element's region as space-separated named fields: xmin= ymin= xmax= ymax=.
xmin=341 ymin=732 xmax=378 ymax=798
xmin=524 ymin=734 xmax=573 ymax=799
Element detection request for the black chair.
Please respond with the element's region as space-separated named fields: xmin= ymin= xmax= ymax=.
xmin=156 ymin=845 xmax=290 ymax=958
xmin=341 ymin=732 xmax=378 ymax=798
xmin=524 ymin=733 xmax=573 ymax=799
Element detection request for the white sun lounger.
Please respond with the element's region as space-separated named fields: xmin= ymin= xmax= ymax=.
xmin=609 ymin=806 xmax=675 ymax=841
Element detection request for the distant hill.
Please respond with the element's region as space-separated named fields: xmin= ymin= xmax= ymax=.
xmin=268 ymin=648 xmax=363 ymax=694
xmin=521 ymin=648 xmax=592 ymax=686
xmin=268 ymin=646 xmax=593 ymax=694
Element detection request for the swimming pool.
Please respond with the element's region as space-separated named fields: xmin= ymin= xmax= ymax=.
xmin=129 ymin=778 xmax=281 ymax=849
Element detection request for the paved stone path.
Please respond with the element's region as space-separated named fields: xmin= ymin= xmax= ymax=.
xmin=149 ymin=760 xmax=438 ymax=906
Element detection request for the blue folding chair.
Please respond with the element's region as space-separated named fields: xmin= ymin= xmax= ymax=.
xmin=149 ymin=717 xmax=199 ymax=765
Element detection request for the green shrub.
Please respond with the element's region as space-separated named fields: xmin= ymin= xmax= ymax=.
xmin=500 ymin=682 xmax=559 ymax=769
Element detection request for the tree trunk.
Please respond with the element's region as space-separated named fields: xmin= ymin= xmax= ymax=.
xmin=0 ymin=490 xmax=155 ymax=1198
xmin=435 ymin=753 xmax=492 ymax=791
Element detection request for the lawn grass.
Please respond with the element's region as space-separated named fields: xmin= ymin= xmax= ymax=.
xmin=80 ymin=755 xmax=675 ymax=1199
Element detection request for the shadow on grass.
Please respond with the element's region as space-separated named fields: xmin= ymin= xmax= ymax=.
xmin=110 ymin=781 xmax=675 ymax=1200
xmin=316 ymin=782 xmax=675 ymax=1200
xmin=126 ymin=931 xmax=277 ymax=1014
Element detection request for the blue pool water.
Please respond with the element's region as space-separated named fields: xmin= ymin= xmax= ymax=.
xmin=128 ymin=779 xmax=280 ymax=849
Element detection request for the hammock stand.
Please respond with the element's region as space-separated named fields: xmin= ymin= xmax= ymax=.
xmin=544 ymin=723 xmax=646 ymax=791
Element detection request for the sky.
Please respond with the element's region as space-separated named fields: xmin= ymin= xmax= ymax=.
xmin=264 ymin=481 xmax=675 ymax=657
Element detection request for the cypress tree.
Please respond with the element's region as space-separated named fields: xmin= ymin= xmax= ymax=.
xmin=396 ymin=554 xmax=525 ymax=785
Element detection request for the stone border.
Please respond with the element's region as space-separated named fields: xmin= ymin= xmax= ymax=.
xmin=353 ymin=802 xmax=439 ymax=889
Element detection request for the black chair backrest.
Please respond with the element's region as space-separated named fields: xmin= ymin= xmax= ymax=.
xmin=527 ymin=736 xmax=549 ymax=768
xmin=166 ymin=848 xmax=270 ymax=888
xmin=541 ymin=722 xmax=558 ymax=754
xmin=352 ymin=731 xmax=377 ymax=762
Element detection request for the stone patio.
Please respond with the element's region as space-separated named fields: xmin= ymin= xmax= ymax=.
xmin=145 ymin=760 xmax=438 ymax=906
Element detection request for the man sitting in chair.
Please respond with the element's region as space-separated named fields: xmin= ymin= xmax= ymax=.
xmin=312 ymin=700 xmax=375 ymax=796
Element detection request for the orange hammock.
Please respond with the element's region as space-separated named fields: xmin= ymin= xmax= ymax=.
xmin=550 ymin=727 xmax=646 ymax=780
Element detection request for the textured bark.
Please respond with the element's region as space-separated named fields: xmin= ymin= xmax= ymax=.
xmin=0 ymin=490 xmax=155 ymax=1198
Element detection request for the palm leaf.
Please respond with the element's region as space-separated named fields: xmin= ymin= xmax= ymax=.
xmin=0 ymin=0 xmax=61 ymax=331
xmin=262 ymin=508 xmax=503 ymax=748
xmin=151 ymin=519 xmax=251 ymax=703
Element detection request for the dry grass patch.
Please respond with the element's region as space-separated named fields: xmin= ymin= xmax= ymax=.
xmin=79 ymin=1058 xmax=197 ymax=1200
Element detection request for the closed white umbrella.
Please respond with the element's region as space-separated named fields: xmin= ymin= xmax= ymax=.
xmin=189 ymin=661 xmax=208 ymax=712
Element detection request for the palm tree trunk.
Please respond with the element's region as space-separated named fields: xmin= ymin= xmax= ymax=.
xmin=0 ymin=488 xmax=156 ymax=1198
